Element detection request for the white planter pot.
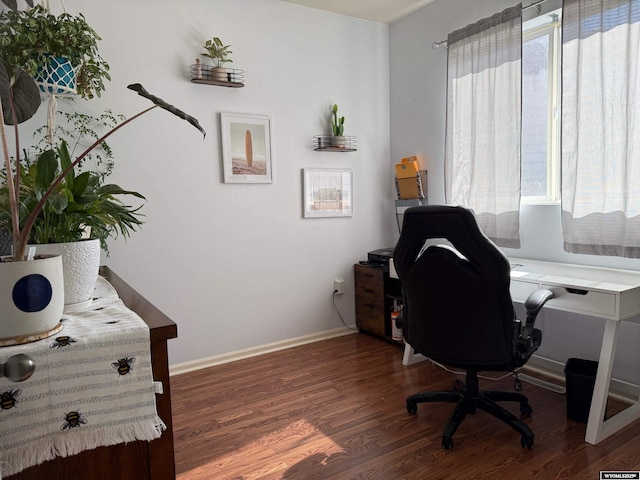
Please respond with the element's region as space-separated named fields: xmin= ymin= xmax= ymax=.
xmin=331 ymin=136 xmax=346 ymax=148
xmin=0 ymin=254 xmax=64 ymax=346
xmin=31 ymin=239 xmax=101 ymax=312
xmin=210 ymin=66 xmax=229 ymax=82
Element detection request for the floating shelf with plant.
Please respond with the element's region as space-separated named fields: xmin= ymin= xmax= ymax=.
xmin=191 ymin=36 xmax=244 ymax=87
xmin=190 ymin=62 xmax=244 ymax=87
xmin=313 ymin=135 xmax=357 ymax=152
xmin=314 ymin=104 xmax=356 ymax=151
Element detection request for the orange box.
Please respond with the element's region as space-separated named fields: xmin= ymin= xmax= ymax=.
xmin=395 ymin=156 xmax=420 ymax=179
xmin=395 ymin=170 xmax=427 ymax=200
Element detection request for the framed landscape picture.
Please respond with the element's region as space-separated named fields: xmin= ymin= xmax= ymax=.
xmin=221 ymin=113 xmax=273 ymax=183
xmin=303 ymin=168 xmax=353 ymax=218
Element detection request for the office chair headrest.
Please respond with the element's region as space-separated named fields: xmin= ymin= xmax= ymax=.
xmin=393 ymin=205 xmax=510 ymax=279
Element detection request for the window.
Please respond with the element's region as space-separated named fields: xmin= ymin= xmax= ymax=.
xmin=521 ymin=12 xmax=561 ymax=204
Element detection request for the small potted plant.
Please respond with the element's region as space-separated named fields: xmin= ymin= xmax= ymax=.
xmin=0 ymin=4 xmax=110 ymax=98
xmin=330 ymin=104 xmax=346 ymax=148
xmin=201 ymin=36 xmax=233 ymax=82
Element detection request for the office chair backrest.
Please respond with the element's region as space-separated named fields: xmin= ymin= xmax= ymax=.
xmin=393 ymin=205 xmax=515 ymax=371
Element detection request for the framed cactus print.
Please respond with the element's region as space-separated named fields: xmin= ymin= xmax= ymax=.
xmin=303 ymin=168 xmax=353 ymax=218
xmin=221 ymin=113 xmax=273 ymax=183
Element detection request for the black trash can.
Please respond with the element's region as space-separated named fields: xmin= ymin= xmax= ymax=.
xmin=564 ymin=357 xmax=599 ymax=423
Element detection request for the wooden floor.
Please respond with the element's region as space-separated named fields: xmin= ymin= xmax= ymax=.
xmin=171 ymin=333 xmax=640 ymax=480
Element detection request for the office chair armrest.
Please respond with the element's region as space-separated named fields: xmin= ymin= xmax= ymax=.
xmin=524 ymin=289 xmax=554 ymax=321
xmin=514 ymin=289 xmax=553 ymax=362
xmin=522 ymin=289 xmax=553 ymax=333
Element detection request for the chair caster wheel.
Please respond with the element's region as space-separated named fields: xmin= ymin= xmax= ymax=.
xmin=407 ymin=402 xmax=417 ymax=415
xmin=521 ymin=435 xmax=534 ymax=449
xmin=442 ymin=437 xmax=453 ymax=449
xmin=520 ymin=403 xmax=533 ymax=417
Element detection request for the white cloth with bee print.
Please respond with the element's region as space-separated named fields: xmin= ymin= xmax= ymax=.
xmin=0 ymin=276 xmax=166 ymax=478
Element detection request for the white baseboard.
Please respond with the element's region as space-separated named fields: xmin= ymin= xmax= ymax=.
xmin=169 ymin=326 xmax=357 ymax=376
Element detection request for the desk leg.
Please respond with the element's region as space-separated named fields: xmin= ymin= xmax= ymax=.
xmin=402 ymin=343 xmax=427 ymax=366
xmin=585 ymin=320 xmax=640 ymax=444
xmin=585 ymin=320 xmax=618 ymax=444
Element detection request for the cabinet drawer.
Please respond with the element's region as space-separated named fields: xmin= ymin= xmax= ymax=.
xmin=355 ymin=295 xmax=386 ymax=337
xmin=543 ymin=284 xmax=617 ymax=318
xmin=354 ymin=266 xmax=383 ymax=298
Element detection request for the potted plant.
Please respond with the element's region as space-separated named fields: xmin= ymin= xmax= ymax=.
xmin=330 ymin=104 xmax=346 ymax=148
xmin=201 ymin=36 xmax=233 ymax=82
xmin=0 ymin=4 xmax=110 ymax=98
xmin=0 ymin=61 xmax=64 ymax=343
xmin=1 ymin=131 xmax=146 ymax=310
xmin=0 ymin=60 xmax=205 ymax=341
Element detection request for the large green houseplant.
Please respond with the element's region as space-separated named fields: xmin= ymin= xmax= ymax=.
xmin=1 ymin=138 xmax=146 ymax=310
xmin=0 ymin=61 xmax=204 ymax=338
xmin=1 ymin=141 xmax=146 ymax=255
xmin=0 ymin=109 xmax=147 ymax=256
xmin=0 ymin=61 xmax=205 ymax=262
xmin=0 ymin=4 xmax=110 ymax=98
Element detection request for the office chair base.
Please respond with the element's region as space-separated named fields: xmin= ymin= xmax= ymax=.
xmin=406 ymin=372 xmax=535 ymax=449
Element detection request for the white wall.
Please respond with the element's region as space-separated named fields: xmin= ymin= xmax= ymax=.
xmin=20 ymin=0 xmax=393 ymax=365
xmin=390 ymin=0 xmax=640 ymax=384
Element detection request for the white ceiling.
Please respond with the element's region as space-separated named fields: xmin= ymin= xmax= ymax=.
xmin=280 ymin=0 xmax=436 ymax=24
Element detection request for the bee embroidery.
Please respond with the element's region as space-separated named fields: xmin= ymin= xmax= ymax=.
xmin=112 ymin=356 xmax=135 ymax=376
xmin=62 ymin=411 xmax=86 ymax=430
xmin=1 ymin=389 xmax=21 ymax=411
xmin=50 ymin=336 xmax=77 ymax=349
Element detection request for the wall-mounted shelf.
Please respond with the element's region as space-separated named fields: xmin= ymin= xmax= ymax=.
xmin=190 ymin=64 xmax=244 ymax=88
xmin=313 ymin=135 xmax=357 ymax=152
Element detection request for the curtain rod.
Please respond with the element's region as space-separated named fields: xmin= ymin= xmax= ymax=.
xmin=431 ymin=0 xmax=548 ymax=49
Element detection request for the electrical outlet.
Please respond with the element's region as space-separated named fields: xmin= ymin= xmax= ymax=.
xmin=333 ymin=278 xmax=345 ymax=295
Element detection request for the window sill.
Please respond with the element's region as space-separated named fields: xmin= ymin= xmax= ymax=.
xmin=521 ymin=198 xmax=560 ymax=207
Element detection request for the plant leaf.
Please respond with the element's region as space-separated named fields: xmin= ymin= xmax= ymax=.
xmin=72 ymin=171 xmax=91 ymax=197
xmin=0 ymin=60 xmax=40 ymax=125
xmin=56 ymin=140 xmax=75 ymax=189
xmin=100 ymin=183 xmax=146 ymax=199
xmin=99 ymin=183 xmax=146 ymax=200
xmin=127 ymin=83 xmax=206 ymax=138
xmin=46 ymin=192 xmax=68 ymax=214
xmin=0 ymin=0 xmax=17 ymax=11
xmin=35 ymin=150 xmax=58 ymax=192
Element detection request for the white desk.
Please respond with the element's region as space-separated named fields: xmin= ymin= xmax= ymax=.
xmin=401 ymin=257 xmax=640 ymax=445
xmin=509 ymin=258 xmax=640 ymax=445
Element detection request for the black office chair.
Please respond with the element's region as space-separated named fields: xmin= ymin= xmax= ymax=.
xmin=393 ymin=205 xmax=553 ymax=450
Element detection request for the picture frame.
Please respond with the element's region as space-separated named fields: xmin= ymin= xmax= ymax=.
xmin=303 ymin=168 xmax=353 ymax=218
xmin=221 ymin=113 xmax=273 ymax=183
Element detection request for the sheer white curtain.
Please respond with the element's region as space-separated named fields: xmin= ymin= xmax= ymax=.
xmin=445 ymin=5 xmax=523 ymax=248
xmin=562 ymin=0 xmax=640 ymax=257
